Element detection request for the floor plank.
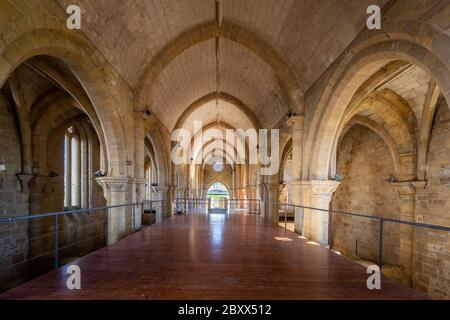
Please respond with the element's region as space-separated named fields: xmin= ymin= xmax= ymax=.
xmin=0 ymin=212 xmax=426 ymax=300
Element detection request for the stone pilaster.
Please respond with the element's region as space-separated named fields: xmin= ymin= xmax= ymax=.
xmin=301 ymin=180 xmax=340 ymax=245
xmin=392 ymin=180 xmax=427 ymax=286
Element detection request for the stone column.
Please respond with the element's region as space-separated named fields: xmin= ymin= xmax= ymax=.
xmin=301 ymin=180 xmax=340 ymax=245
xmin=96 ymin=176 xmax=133 ymax=245
xmin=263 ymin=183 xmax=279 ymax=223
xmin=134 ymin=178 xmax=146 ymax=231
xmin=392 ymin=180 xmax=427 ymax=285
xmin=286 ymin=115 xmax=305 ymax=234
xmin=287 ymin=181 xmax=303 ymax=234
xmin=134 ymin=112 xmax=148 ymax=179
xmin=286 ymin=115 xmax=304 ymax=181
xmin=156 ymin=185 xmax=172 ymax=219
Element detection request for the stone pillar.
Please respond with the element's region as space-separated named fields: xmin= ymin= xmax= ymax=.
xmin=134 ymin=112 xmax=148 ymax=179
xmin=286 ymin=115 xmax=304 ymax=181
xmin=287 ymin=181 xmax=303 ymax=234
xmin=392 ymin=180 xmax=427 ymax=285
xmin=263 ymin=183 xmax=279 ymax=223
xmin=301 ymin=180 xmax=340 ymax=245
xmin=134 ymin=178 xmax=146 ymax=231
xmin=286 ymin=115 xmax=305 ymax=234
xmin=156 ymin=185 xmax=172 ymax=219
xmin=96 ymin=177 xmax=133 ymax=245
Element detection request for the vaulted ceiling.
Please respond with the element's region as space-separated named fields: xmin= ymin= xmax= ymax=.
xmin=56 ymin=0 xmax=388 ymax=130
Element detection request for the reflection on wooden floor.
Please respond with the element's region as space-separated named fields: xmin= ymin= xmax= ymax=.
xmin=0 ymin=212 xmax=426 ymax=300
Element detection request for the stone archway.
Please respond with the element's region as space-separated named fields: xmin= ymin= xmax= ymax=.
xmin=0 ymin=29 xmax=131 ymax=177
xmin=307 ymin=42 xmax=450 ymax=181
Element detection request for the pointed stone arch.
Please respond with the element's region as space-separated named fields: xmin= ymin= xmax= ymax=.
xmin=0 ymin=29 xmax=131 ymax=176
xmin=135 ymin=20 xmax=302 ymax=114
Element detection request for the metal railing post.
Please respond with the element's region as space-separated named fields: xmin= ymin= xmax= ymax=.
xmin=284 ymin=205 xmax=287 ymax=232
xmin=378 ymin=219 xmax=384 ymax=270
xmin=105 ymin=207 xmax=109 ymax=245
xmin=149 ymin=201 xmax=153 ymax=225
xmin=53 ymin=215 xmax=59 ymax=269
xmin=328 ymin=206 xmax=333 ymax=249
xmin=132 ymin=203 xmax=135 ymax=234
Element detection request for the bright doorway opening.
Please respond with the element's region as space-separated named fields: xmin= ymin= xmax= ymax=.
xmin=206 ymin=182 xmax=230 ymax=213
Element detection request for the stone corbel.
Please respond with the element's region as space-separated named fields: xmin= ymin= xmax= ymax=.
xmin=392 ymin=180 xmax=427 ymax=199
xmin=16 ymin=174 xmax=33 ymax=194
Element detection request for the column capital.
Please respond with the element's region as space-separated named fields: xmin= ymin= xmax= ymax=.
xmin=392 ymin=180 xmax=427 ymax=197
xmin=96 ymin=176 xmax=134 ymax=193
xmin=286 ymin=115 xmax=305 ymax=130
xmin=156 ymin=185 xmax=171 ymax=193
xmin=16 ymin=174 xmax=33 ymax=194
xmin=300 ymin=180 xmax=340 ymax=195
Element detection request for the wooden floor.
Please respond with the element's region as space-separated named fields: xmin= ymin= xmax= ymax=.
xmin=0 ymin=212 xmax=426 ymax=300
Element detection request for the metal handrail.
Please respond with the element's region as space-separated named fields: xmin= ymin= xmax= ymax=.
xmin=277 ymin=202 xmax=450 ymax=232
xmin=0 ymin=200 xmax=162 ymax=275
xmin=276 ymin=201 xmax=450 ymax=269
xmin=0 ymin=202 xmax=142 ymax=223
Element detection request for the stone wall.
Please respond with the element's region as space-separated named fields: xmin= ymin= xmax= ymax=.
xmin=332 ymin=125 xmax=404 ymax=281
xmin=413 ymin=101 xmax=450 ymax=299
xmin=0 ymin=92 xmax=30 ymax=292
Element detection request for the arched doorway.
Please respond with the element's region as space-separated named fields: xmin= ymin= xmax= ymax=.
xmin=206 ymin=182 xmax=230 ymax=214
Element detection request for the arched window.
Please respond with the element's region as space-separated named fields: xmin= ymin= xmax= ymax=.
xmin=64 ymin=126 xmax=82 ymax=209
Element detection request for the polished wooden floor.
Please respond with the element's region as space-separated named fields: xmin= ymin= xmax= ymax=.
xmin=0 ymin=212 xmax=426 ymax=300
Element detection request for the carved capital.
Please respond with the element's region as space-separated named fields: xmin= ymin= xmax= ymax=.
xmin=393 ymin=180 xmax=427 ymax=197
xmin=156 ymin=185 xmax=171 ymax=195
xmin=16 ymin=174 xmax=33 ymax=194
xmin=310 ymin=180 xmax=340 ymax=196
xmin=96 ymin=176 xmax=133 ymax=194
xmin=286 ymin=115 xmax=305 ymax=131
xmin=392 ymin=181 xmax=415 ymax=196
